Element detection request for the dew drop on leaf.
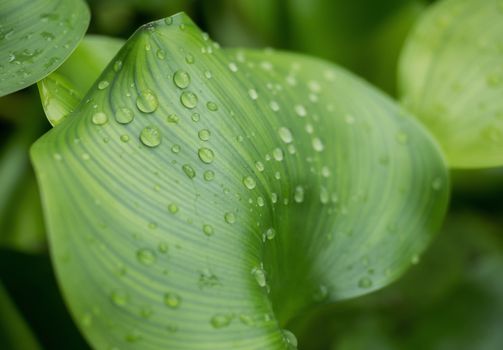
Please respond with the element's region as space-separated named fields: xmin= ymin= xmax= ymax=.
xmin=358 ymin=277 xmax=373 ymax=289
xmin=242 ymin=176 xmax=256 ymax=190
xmin=282 ymin=329 xmax=298 ymax=349
xmin=198 ymin=129 xmax=211 ymax=141
xmin=173 ymin=70 xmax=190 ymax=89
xmin=210 ymin=314 xmax=231 ymax=329
xmin=168 ymin=203 xmax=179 ymax=214
xmin=251 ymin=266 xmax=266 ymax=287
xmin=224 ymin=212 xmax=236 ymax=224
xmin=140 ymin=126 xmax=162 ymax=147
xmin=206 ymin=101 xmax=218 ymax=111
xmin=163 ymin=292 xmax=181 ymax=308
xmin=182 ymin=164 xmax=196 ymax=179
xmin=273 ymin=148 xmax=284 ymax=161
xmin=111 ymin=290 xmax=128 ymax=306
xmin=91 ymin=112 xmax=108 ymax=125
xmin=198 ymin=147 xmax=214 ymax=164
xmin=180 ymin=91 xmax=198 ymax=109
xmin=114 ymin=107 xmax=134 ymax=124
xmin=248 ymin=88 xmax=258 ymax=100
xmin=265 ymin=228 xmax=276 ymax=240
xmin=278 ymin=127 xmax=293 ymax=143
xmin=136 ymin=89 xmax=159 ymax=113
xmin=203 ymin=170 xmax=215 ymax=181
xmin=97 ymin=80 xmax=109 ymax=90
xmin=202 ymin=224 xmax=214 ymax=236
xmin=136 ymin=248 xmax=157 ymax=266
xmin=312 ymin=137 xmax=324 ymax=152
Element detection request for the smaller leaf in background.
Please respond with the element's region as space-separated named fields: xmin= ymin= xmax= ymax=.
xmin=0 ymin=282 xmax=41 ymax=350
xmin=38 ymin=35 xmax=125 ymax=126
xmin=399 ymin=0 xmax=503 ymax=168
xmin=0 ymin=0 xmax=90 ymax=97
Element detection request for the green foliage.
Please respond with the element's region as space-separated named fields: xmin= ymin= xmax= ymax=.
xmin=30 ymin=13 xmax=448 ymax=349
xmin=0 ymin=0 xmax=90 ymax=97
xmin=399 ymin=0 xmax=503 ymax=168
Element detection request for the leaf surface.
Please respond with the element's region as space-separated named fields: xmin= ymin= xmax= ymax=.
xmin=0 ymin=0 xmax=90 ymax=97
xmin=399 ymin=0 xmax=503 ymax=168
xmin=31 ymin=13 xmax=449 ymax=349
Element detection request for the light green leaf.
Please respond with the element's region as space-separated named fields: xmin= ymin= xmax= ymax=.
xmin=31 ymin=13 xmax=448 ymax=349
xmin=398 ymin=0 xmax=503 ymax=168
xmin=0 ymin=0 xmax=90 ymax=97
xmin=38 ymin=35 xmax=125 ymax=126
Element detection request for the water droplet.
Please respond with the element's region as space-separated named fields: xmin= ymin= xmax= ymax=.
xmin=166 ymin=113 xmax=179 ymax=124
xmin=173 ymin=70 xmax=190 ymax=89
xmin=163 ymin=292 xmax=181 ymax=308
xmin=224 ymin=212 xmax=236 ymax=224
xmin=136 ymin=89 xmax=158 ymax=113
xmin=273 ymin=148 xmax=284 ymax=161
xmin=228 ymin=62 xmax=238 ymax=72
xmin=294 ymin=186 xmax=304 ymax=203
xmin=113 ymin=60 xmax=123 ymax=72
xmin=242 ymin=176 xmax=256 ymax=190
xmin=278 ymin=127 xmax=293 ymax=143
xmin=312 ymin=137 xmax=324 ymax=152
xmin=182 ymin=164 xmax=196 ymax=179
xmin=167 ymin=145 xmax=179 ymax=155
xmin=120 ymin=134 xmax=129 ymax=142
xmin=210 ymin=314 xmax=232 ymax=328
xmin=180 ymin=91 xmax=198 ymax=109
xmin=204 ymin=170 xmax=215 ymax=181
xmin=265 ymin=228 xmax=276 ymax=240
xmin=204 ymin=70 xmax=212 ymax=79
xmin=411 ymin=254 xmax=420 ymax=265
xmin=203 ymin=224 xmax=214 ymax=236
xmin=239 ymin=314 xmax=255 ymax=326
xmin=270 ymin=101 xmax=280 ymax=112
xmin=251 ymin=266 xmax=266 ymax=287
xmin=156 ymin=49 xmax=166 ymax=60
xmin=313 ymin=284 xmax=328 ymax=302
xmin=206 ymin=101 xmax=218 ymax=111
xmin=198 ymin=129 xmax=211 ymax=141
xmin=136 ymin=248 xmax=157 ymax=266
xmin=257 ymin=196 xmax=265 ymax=207
xmin=282 ymin=329 xmax=298 ymax=349
xmin=114 ymin=107 xmax=134 ymax=124
xmin=358 ymin=277 xmax=372 ymax=289
xmin=248 ymin=88 xmax=258 ymax=100
xmin=185 ymin=53 xmax=195 ymax=64
xmin=168 ymin=203 xmax=179 ymax=214
xmin=164 ymin=17 xmax=173 ymax=25
xmin=255 ymin=161 xmax=265 ymax=172
xmin=111 ymin=290 xmax=128 ymax=306
xmin=294 ymin=105 xmax=307 ymax=117
xmin=92 ymin=112 xmax=108 ymax=125
xmin=140 ymin=126 xmax=162 ymax=147
xmin=98 ymin=80 xmax=109 ymax=90
xmin=198 ymin=147 xmax=214 ymax=164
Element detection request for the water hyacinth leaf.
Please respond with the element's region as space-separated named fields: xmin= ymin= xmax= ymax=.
xmin=0 ymin=0 xmax=90 ymax=97
xmin=398 ymin=0 xmax=503 ymax=168
xmin=38 ymin=35 xmax=125 ymax=126
xmin=31 ymin=13 xmax=449 ymax=349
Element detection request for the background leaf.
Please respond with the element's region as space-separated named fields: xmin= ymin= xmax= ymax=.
xmin=38 ymin=35 xmax=125 ymax=126
xmin=398 ymin=0 xmax=503 ymax=168
xmin=0 ymin=0 xmax=90 ymax=97
xmin=31 ymin=13 xmax=448 ymax=349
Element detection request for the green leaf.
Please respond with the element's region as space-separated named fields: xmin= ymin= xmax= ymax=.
xmin=38 ymin=35 xmax=125 ymax=126
xmin=0 ymin=282 xmax=41 ymax=350
xmin=31 ymin=13 xmax=448 ymax=349
xmin=398 ymin=0 xmax=503 ymax=168
xmin=0 ymin=0 xmax=90 ymax=97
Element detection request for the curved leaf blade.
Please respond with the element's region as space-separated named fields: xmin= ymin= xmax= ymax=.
xmin=38 ymin=35 xmax=125 ymax=126
xmin=398 ymin=0 xmax=503 ymax=168
xmin=0 ymin=0 xmax=90 ymax=97
xmin=31 ymin=13 xmax=449 ymax=349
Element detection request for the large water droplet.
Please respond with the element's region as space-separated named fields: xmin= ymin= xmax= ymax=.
xmin=173 ymin=70 xmax=190 ymax=89
xmin=140 ymin=126 xmax=162 ymax=147
xmin=180 ymin=91 xmax=198 ymax=109
xmin=282 ymin=329 xmax=298 ymax=349
xmin=164 ymin=292 xmax=181 ymax=308
xmin=114 ymin=107 xmax=134 ymax=124
xmin=265 ymin=228 xmax=276 ymax=240
xmin=136 ymin=248 xmax=157 ymax=266
xmin=136 ymin=89 xmax=158 ymax=113
xmin=198 ymin=147 xmax=214 ymax=164
xmin=198 ymin=129 xmax=211 ymax=141
xmin=251 ymin=266 xmax=266 ymax=287
xmin=182 ymin=164 xmax=196 ymax=179
xmin=242 ymin=176 xmax=256 ymax=190
xmin=278 ymin=127 xmax=293 ymax=143
xmin=92 ymin=112 xmax=108 ymax=125
xmin=224 ymin=212 xmax=236 ymax=224
xmin=273 ymin=148 xmax=284 ymax=161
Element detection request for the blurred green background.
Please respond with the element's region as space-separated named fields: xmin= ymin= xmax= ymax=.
xmin=1 ymin=0 xmax=502 ymax=349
